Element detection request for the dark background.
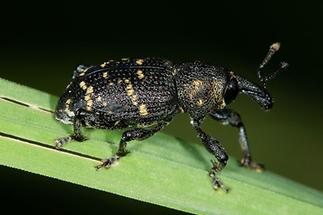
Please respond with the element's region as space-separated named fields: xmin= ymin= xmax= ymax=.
xmin=1 ymin=1 xmax=323 ymax=214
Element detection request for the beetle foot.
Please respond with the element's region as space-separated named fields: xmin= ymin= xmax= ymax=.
xmin=95 ymin=155 xmax=120 ymax=170
xmin=240 ymin=156 xmax=265 ymax=172
xmin=55 ymin=136 xmax=72 ymax=149
xmin=54 ymin=134 xmax=87 ymax=149
xmin=208 ymin=160 xmax=229 ymax=192
xmin=208 ymin=168 xmax=229 ymax=192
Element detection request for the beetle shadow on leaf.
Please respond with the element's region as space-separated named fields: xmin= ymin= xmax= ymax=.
xmin=174 ymin=137 xmax=211 ymax=171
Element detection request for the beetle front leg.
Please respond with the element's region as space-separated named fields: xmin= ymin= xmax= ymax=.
xmin=96 ymin=122 xmax=167 ymax=170
xmin=209 ymin=108 xmax=264 ymax=172
xmin=191 ymin=119 xmax=229 ymax=192
xmin=55 ymin=116 xmax=87 ymax=149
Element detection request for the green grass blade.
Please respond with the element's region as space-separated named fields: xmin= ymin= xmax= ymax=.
xmin=0 ymin=77 xmax=323 ymax=215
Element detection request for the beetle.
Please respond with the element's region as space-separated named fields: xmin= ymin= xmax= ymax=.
xmin=55 ymin=43 xmax=288 ymax=191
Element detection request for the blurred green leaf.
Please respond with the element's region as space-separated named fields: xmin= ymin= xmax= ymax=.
xmin=0 ymin=77 xmax=322 ymax=215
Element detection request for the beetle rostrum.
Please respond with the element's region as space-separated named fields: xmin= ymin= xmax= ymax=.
xmin=55 ymin=43 xmax=288 ymax=191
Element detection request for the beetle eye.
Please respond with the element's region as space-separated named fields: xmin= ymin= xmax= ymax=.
xmin=224 ymin=78 xmax=239 ymax=104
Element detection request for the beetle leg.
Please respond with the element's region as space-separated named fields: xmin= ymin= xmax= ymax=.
xmin=95 ymin=121 xmax=168 ymax=170
xmin=191 ymin=119 xmax=229 ymax=192
xmin=209 ymin=108 xmax=264 ymax=172
xmin=55 ymin=116 xmax=87 ymax=149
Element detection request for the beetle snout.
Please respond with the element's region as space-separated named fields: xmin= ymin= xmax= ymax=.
xmin=241 ymin=88 xmax=273 ymax=110
xmin=252 ymin=91 xmax=273 ymax=110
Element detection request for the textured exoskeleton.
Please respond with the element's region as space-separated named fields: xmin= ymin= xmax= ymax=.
xmin=55 ymin=43 xmax=288 ymax=191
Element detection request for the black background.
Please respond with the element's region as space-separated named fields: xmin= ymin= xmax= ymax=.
xmin=1 ymin=1 xmax=323 ymax=214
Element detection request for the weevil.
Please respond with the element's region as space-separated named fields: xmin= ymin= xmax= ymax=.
xmin=55 ymin=43 xmax=288 ymax=191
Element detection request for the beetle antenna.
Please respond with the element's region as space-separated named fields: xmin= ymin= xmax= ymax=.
xmin=257 ymin=42 xmax=288 ymax=88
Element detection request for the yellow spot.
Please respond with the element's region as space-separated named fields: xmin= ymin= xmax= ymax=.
xmin=131 ymin=94 xmax=138 ymax=106
xmin=136 ymin=69 xmax=144 ymax=79
xmin=65 ymin=99 xmax=71 ymax=104
xmin=219 ymin=100 xmax=226 ymax=109
xmin=79 ymin=72 xmax=85 ymax=76
xmin=188 ymin=80 xmax=204 ymax=100
xmin=122 ymin=58 xmax=129 ymax=61
xmin=79 ymin=81 xmax=87 ymax=90
xmin=124 ymin=79 xmax=130 ymax=84
xmin=196 ymin=99 xmax=204 ymax=107
xmin=102 ymin=101 xmax=107 ymax=107
xmin=126 ymin=83 xmax=133 ymax=90
xmin=136 ymin=59 xmax=144 ymax=65
xmin=192 ymin=80 xmax=203 ymax=90
xmin=96 ymin=96 xmax=102 ymax=102
xmin=65 ymin=99 xmax=72 ymax=111
xmin=100 ymin=62 xmax=107 ymax=68
xmin=139 ymin=104 xmax=148 ymax=116
xmin=86 ymin=86 xmax=93 ymax=95
xmin=126 ymin=84 xmax=134 ymax=98
xmin=117 ymin=79 xmax=123 ymax=84
xmin=84 ymin=95 xmax=91 ymax=101
xmin=86 ymin=100 xmax=93 ymax=111
xmin=128 ymin=89 xmax=135 ymax=96
xmin=127 ymin=88 xmax=134 ymax=97
xmin=108 ymin=82 xmax=114 ymax=86
xmin=211 ymin=80 xmax=225 ymax=108
xmin=103 ymin=72 xmax=108 ymax=79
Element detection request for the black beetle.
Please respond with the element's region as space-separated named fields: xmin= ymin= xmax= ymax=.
xmin=55 ymin=43 xmax=288 ymax=191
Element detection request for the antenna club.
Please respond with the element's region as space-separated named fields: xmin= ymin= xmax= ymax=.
xmin=270 ymin=42 xmax=281 ymax=51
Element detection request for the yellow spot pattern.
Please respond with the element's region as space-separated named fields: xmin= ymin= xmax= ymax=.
xmin=126 ymin=83 xmax=138 ymax=106
xmin=84 ymin=85 xmax=94 ymax=111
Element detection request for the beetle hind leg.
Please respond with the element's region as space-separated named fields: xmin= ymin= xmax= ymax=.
xmin=210 ymin=108 xmax=264 ymax=172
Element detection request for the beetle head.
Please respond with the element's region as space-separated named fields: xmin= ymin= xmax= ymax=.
xmin=223 ymin=42 xmax=288 ymax=110
xmin=225 ymin=75 xmax=273 ymax=109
